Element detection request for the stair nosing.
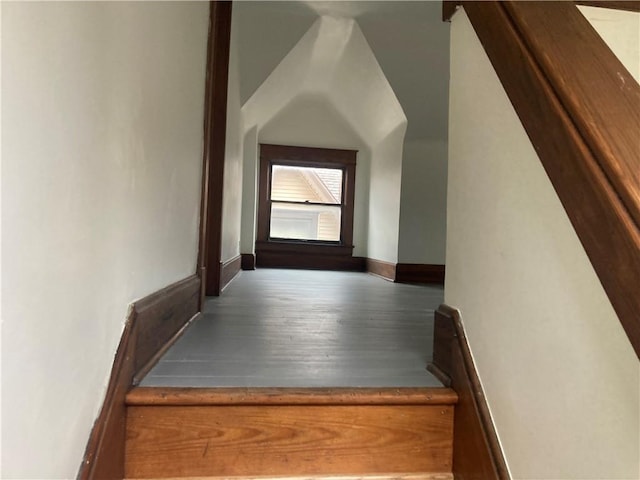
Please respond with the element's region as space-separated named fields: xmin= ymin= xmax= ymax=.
xmin=125 ymin=474 xmax=454 ymax=480
xmin=125 ymin=386 xmax=458 ymax=406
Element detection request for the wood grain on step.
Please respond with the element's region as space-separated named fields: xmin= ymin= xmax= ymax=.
xmin=148 ymin=474 xmax=454 ymax=480
xmin=126 ymin=387 xmax=458 ymax=406
xmin=125 ymin=405 xmax=454 ymax=477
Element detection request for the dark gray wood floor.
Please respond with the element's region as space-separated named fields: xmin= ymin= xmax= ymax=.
xmin=141 ymin=269 xmax=443 ymax=388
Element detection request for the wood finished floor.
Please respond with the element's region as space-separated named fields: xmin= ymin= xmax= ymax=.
xmin=141 ymin=269 xmax=443 ymax=388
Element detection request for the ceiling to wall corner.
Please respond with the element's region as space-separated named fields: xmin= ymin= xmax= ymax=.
xmin=233 ymin=1 xmax=450 ymax=142
xmin=242 ymin=14 xmax=407 ymax=149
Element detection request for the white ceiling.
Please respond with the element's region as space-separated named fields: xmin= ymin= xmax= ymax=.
xmin=233 ymin=1 xmax=450 ymax=141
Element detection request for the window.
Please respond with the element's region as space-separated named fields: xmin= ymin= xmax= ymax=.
xmin=270 ymin=165 xmax=343 ymax=242
xmin=256 ymin=144 xmax=357 ymax=268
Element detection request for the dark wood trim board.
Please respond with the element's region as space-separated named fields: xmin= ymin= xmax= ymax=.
xmin=396 ymin=264 xmax=445 ymax=285
xmin=256 ymin=144 xmax=358 ymax=263
xmin=77 ymin=310 xmax=135 ymax=480
xmin=256 ymin=249 xmax=366 ymax=272
xmin=132 ymin=276 xmax=200 ymax=376
xmin=365 ymin=258 xmax=397 ymax=281
xmin=77 ymin=275 xmax=201 ymax=480
xmin=126 ymin=386 xmax=458 ymax=406
xmin=254 ymin=143 xmax=364 ymax=273
xmin=576 ymin=1 xmax=640 ymax=11
xmin=366 ymin=261 xmax=446 ymax=285
xmin=443 ymin=1 xmax=463 ymax=21
xmin=502 ymin=2 xmax=640 ymax=228
xmin=260 ymin=143 xmax=358 ymax=165
xmin=220 ymin=254 xmax=242 ymax=291
xmin=198 ymin=1 xmax=232 ymax=298
xmin=256 ymin=241 xmax=355 ymax=257
xmin=252 ymin=253 xmax=443 ymax=283
xmin=429 ymin=305 xmax=509 ymax=480
xmin=241 ymin=253 xmax=256 ymax=270
xmin=463 ymin=0 xmax=640 ymax=358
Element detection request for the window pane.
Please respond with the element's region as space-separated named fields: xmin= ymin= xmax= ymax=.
xmin=270 ymin=203 xmax=341 ymax=241
xmin=271 ymin=165 xmax=342 ymax=204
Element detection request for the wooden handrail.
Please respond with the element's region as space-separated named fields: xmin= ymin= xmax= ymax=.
xmin=445 ymin=1 xmax=640 ymax=21
xmin=504 ymin=1 xmax=640 ymax=228
xmin=576 ymin=1 xmax=640 ymax=12
xmin=452 ymin=1 xmax=640 ymax=358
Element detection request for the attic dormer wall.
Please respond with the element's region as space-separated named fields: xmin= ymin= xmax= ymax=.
xmin=239 ymin=15 xmax=407 ymax=263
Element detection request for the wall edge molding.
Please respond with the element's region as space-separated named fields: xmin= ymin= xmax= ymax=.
xmin=198 ymin=0 xmax=233 ymax=298
xmin=220 ymin=254 xmax=242 ymax=291
xmin=77 ymin=274 xmax=201 ymax=480
xmin=429 ymin=304 xmax=509 ymax=480
xmin=77 ymin=309 xmax=135 ymax=480
xmin=241 ymin=253 xmax=256 ymax=270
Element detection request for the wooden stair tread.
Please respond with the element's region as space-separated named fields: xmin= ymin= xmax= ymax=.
xmin=126 ymin=386 xmax=458 ymax=406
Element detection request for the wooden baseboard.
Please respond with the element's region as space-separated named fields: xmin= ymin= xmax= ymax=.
xmin=241 ymin=253 xmax=256 ymax=270
xmin=255 ymin=241 xmax=365 ymax=271
xmin=366 ymin=261 xmax=445 ymax=285
xmin=366 ymin=258 xmax=396 ymax=281
xmin=78 ymin=275 xmax=201 ymax=480
xmin=257 ymin=252 xmax=366 ymax=271
xmin=77 ymin=310 xmax=135 ymax=480
xmin=428 ymin=305 xmax=509 ymax=480
xmin=220 ymin=254 xmax=242 ymax=291
xmin=133 ymin=276 xmax=200 ymax=375
xmin=396 ymin=264 xmax=445 ymax=285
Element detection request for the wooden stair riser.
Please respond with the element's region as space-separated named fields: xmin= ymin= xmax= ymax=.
xmin=125 ymin=404 xmax=454 ymax=478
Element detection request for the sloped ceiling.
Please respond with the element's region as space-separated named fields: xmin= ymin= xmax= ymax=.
xmin=243 ymin=15 xmax=406 ymax=148
xmin=233 ymin=1 xmax=449 ymax=142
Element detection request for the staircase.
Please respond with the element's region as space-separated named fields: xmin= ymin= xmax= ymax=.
xmin=124 ymin=386 xmax=457 ymax=479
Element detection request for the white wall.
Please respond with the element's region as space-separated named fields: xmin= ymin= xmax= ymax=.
xmin=398 ymin=140 xmax=448 ymax=264
xmin=240 ymin=125 xmax=259 ymax=254
xmin=446 ymin=9 xmax=639 ymax=479
xmin=233 ymin=1 xmax=317 ymax=104
xmin=240 ymin=16 xmax=406 ymax=263
xmin=1 ymin=2 xmax=208 ymax=478
xmin=579 ymin=6 xmax=640 ymax=82
xmin=221 ymin=12 xmax=244 ymax=263
xmin=322 ymin=17 xmax=406 ymax=263
xmin=233 ymin=2 xmax=451 ymax=266
xmin=367 ymin=125 xmax=406 ymax=264
xmin=260 ymin=95 xmax=364 ymax=151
